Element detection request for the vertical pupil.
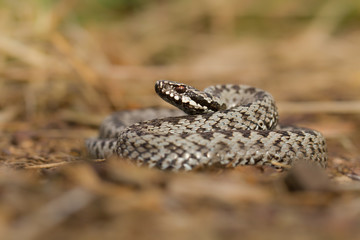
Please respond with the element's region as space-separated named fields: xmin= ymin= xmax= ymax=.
xmin=175 ymin=85 xmax=186 ymax=93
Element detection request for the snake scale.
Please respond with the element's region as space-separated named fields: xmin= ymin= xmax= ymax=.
xmin=86 ymin=80 xmax=327 ymax=171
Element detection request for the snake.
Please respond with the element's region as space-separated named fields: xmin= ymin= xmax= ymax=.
xmin=86 ymin=80 xmax=327 ymax=171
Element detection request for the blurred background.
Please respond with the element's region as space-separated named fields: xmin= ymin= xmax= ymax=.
xmin=1 ymin=0 xmax=360 ymax=239
xmin=1 ymin=0 xmax=360 ymax=122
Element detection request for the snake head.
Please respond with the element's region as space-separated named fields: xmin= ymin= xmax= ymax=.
xmin=155 ymin=80 xmax=225 ymax=115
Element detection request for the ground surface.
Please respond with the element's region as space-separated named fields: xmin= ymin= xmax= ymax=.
xmin=1 ymin=1 xmax=360 ymax=240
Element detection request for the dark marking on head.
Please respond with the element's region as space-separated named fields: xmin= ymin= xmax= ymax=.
xmin=187 ymin=90 xmax=221 ymax=112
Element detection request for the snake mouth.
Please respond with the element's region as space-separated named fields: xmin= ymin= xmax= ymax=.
xmin=155 ymin=80 xmax=184 ymax=104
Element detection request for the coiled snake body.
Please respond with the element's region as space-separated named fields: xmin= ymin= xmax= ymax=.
xmin=86 ymin=80 xmax=327 ymax=170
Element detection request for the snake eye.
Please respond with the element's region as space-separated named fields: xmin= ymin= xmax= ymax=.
xmin=175 ymin=85 xmax=186 ymax=94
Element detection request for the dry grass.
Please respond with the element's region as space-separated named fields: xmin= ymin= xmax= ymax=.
xmin=1 ymin=0 xmax=360 ymax=239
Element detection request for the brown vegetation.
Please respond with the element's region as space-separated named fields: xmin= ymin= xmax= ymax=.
xmin=0 ymin=1 xmax=360 ymax=239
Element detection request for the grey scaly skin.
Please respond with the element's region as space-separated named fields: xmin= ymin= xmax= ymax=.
xmin=86 ymin=80 xmax=327 ymax=171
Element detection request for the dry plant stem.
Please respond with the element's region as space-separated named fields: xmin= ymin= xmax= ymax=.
xmin=0 ymin=35 xmax=53 ymax=68
xmin=24 ymin=162 xmax=72 ymax=169
xmin=23 ymin=159 xmax=106 ymax=169
xmin=50 ymin=32 xmax=112 ymax=109
xmin=51 ymin=32 xmax=100 ymax=89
